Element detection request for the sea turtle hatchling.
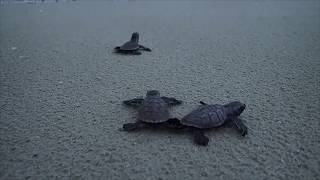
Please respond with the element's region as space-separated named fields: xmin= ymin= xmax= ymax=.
xmin=122 ymin=90 xmax=182 ymax=131
xmin=114 ymin=32 xmax=151 ymax=55
xmin=168 ymin=101 xmax=248 ymax=146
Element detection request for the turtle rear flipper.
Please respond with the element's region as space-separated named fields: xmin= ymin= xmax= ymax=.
xmin=161 ymin=97 xmax=182 ymax=106
xmin=193 ymin=130 xmax=209 ymax=146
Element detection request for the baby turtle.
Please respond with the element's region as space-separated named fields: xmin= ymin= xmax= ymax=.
xmin=168 ymin=101 xmax=248 ymax=146
xmin=114 ymin=32 xmax=151 ymax=55
xmin=122 ymin=90 xmax=182 ymax=131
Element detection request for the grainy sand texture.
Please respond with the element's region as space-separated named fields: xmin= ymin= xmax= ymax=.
xmin=0 ymin=1 xmax=319 ymax=179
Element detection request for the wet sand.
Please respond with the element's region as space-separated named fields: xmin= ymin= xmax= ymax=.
xmin=0 ymin=1 xmax=319 ymax=179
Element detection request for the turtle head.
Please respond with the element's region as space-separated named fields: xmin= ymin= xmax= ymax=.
xmin=224 ymin=101 xmax=246 ymax=117
xmin=130 ymin=32 xmax=139 ymax=43
xmin=146 ymin=90 xmax=160 ymax=97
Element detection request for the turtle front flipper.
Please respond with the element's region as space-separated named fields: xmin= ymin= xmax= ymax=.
xmin=231 ymin=118 xmax=248 ymax=136
xmin=123 ymin=98 xmax=144 ymax=107
xmin=114 ymin=46 xmax=121 ymax=53
xmin=193 ymin=129 xmax=209 ymax=146
xmin=123 ymin=122 xmax=145 ymax=131
xmin=161 ymin=97 xmax=182 ymax=106
xmin=139 ymin=45 xmax=151 ymax=52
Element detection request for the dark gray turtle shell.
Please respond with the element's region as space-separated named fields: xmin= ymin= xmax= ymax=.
xmin=181 ymin=104 xmax=228 ymax=129
xmin=119 ymin=41 xmax=139 ymax=51
xmin=137 ymin=95 xmax=169 ymax=123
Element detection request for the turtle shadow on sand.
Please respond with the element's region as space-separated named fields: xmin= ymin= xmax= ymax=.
xmin=114 ymin=32 xmax=151 ymax=55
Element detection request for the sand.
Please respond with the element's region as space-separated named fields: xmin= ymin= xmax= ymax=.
xmin=0 ymin=1 xmax=319 ymax=179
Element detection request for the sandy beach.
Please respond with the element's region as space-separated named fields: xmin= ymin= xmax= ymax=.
xmin=0 ymin=1 xmax=319 ymax=179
